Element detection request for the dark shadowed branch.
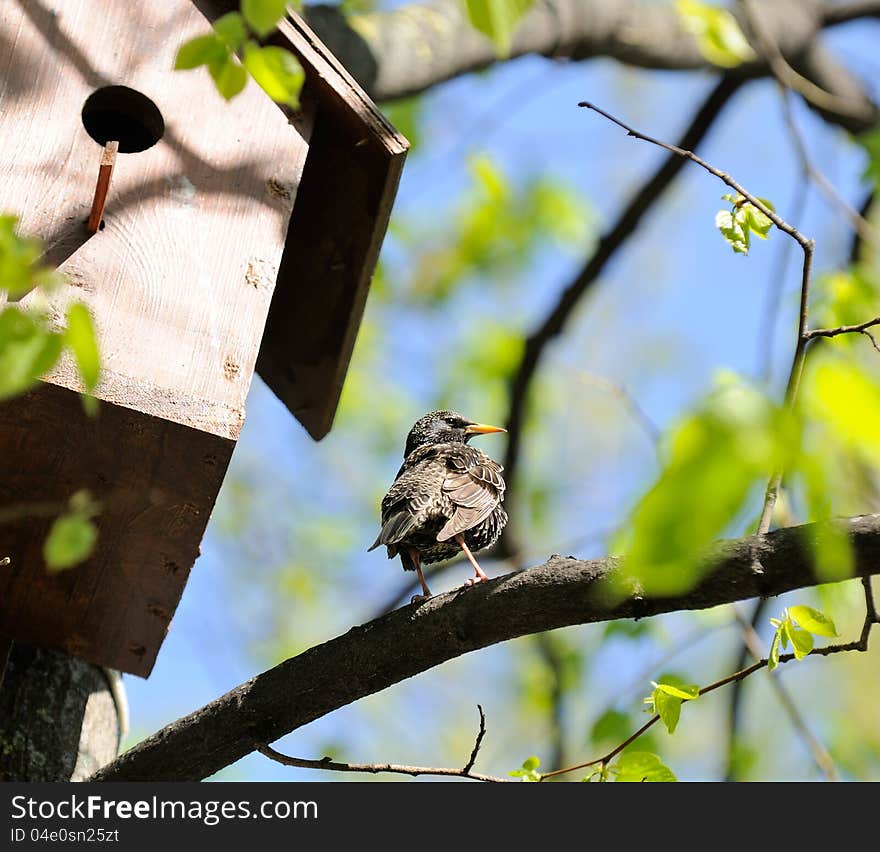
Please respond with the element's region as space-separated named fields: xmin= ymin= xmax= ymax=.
xmin=90 ymin=514 xmax=880 ymax=782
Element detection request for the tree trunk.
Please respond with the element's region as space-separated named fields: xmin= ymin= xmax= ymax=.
xmin=0 ymin=643 xmax=121 ymax=781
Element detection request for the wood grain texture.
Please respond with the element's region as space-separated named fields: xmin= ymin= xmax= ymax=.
xmin=258 ymin=13 xmax=408 ymax=439
xmin=2 ymin=0 xmax=307 ymax=440
xmin=194 ymin=2 xmax=409 ymax=439
xmin=0 ymin=383 xmax=233 ymax=676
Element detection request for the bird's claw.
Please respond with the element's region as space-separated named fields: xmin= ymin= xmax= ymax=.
xmin=410 ymin=593 xmax=430 ymax=604
xmin=463 ymin=575 xmax=489 ymax=588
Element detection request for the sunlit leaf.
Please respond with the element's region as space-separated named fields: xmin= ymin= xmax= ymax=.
xmin=613 ymin=751 xmax=677 ymax=782
xmin=174 ymin=34 xmax=226 ymax=70
xmin=509 ymin=755 xmax=541 ymax=781
xmin=590 ymin=709 xmax=632 ymax=745
xmin=242 ymin=0 xmax=288 ymax=37
xmin=213 ymin=11 xmax=247 ymax=50
xmin=0 ymin=307 xmax=63 ymax=400
xmin=0 ymin=215 xmax=45 ymax=298
xmin=65 ymin=302 xmax=100 ymax=391
xmin=209 ymin=55 xmax=248 ymax=100
xmin=464 ymin=0 xmax=534 ymax=58
xmin=788 ymin=625 xmax=814 ymax=659
xmin=676 ymin=0 xmax=756 ymax=67
xmin=652 ymin=680 xmax=700 ymax=701
xmin=44 ymin=513 xmax=97 ymax=571
xmin=768 ymin=626 xmax=781 ymax=671
xmin=243 ymin=43 xmax=304 ymax=107
xmin=652 ymin=689 xmax=682 ymax=734
xmin=790 ymin=605 xmax=839 ymax=638
xmin=612 ymin=375 xmax=795 ymax=596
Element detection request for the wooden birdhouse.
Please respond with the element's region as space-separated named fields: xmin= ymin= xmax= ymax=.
xmin=0 ymin=1 xmax=407 ymax=676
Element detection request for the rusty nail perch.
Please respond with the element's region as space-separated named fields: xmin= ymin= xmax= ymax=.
xmin=87 ymin=140 xmax=118 ymax=233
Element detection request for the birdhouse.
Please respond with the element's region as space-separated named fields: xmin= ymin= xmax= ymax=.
xmin=0 ymin=1 xmax=407 ymax=676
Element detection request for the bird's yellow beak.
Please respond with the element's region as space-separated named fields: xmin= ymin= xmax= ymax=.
xmin=465 ymin=422 xmax=507 ymax=435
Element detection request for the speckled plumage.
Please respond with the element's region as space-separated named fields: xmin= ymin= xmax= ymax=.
xmin=369 ymin=411 xmax=508 ymax=593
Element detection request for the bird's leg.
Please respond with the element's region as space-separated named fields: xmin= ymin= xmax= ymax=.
xmin=409 ymin=549 xmax=432 ymax=603
xmin=455 ymin=534 xmax=490 ymax=586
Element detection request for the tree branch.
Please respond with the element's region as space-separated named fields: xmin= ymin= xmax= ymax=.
xmin=287 ymin=0 xmax=880 ymax=132
xmin=90 ymin=514 xmax=880 ymax=782
xmin=256 ymin=704 xmax=507 ymax=781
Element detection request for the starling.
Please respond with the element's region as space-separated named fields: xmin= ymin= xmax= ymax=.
xmin=369 ymin=410 xmax=508 ymax=600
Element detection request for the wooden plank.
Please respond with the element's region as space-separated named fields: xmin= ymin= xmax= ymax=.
xmin=0 ymin=383 xmax=233 ymax=677
xmin=194 ymin=2 xmax=408 ymax=439
xmin=256 ymin=14 xmax=408 ymax=439
xmin=1 ymin=0 xmax=308 ymax=440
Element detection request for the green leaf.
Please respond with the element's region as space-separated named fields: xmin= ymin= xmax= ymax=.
xmin=590 ymin=709 xmax=632 ymax=745
xmin=242 ymin=0 xmax=288 ymax=37
xmin=242 ymin=43 xmax=304 ymax=107
xmin=463 ymin=0 xmax=534 ymax=58
xmin=789 ymin=605 xmax=839 ymax=638
xmin=788 ymin=625 xmax=814 ymax=660
xmin=715 ymin=208 xmax=749 ymax=254
xmin=613 ymin=751 xmax=677 ymax=782
xmin=715 ymin=197 xmax=775 ymax=255
xmin=209 ymin=56 xmax=248 ymax=100
xmin=768 ymin=626 xmax=781 ymax=671
xmin=611 ymin=375 xmax=795 ymax=597
xmin=0 ymin=307 xmax=64 ymax=400
xmin=855 ymin=126 xmax=880 ymax=188
xmin=0 ymin=215 xmax=46 ymax=298
xmin=174 ymin=34 xmax=226 ymax=70
xmin=509 ymin=755 xmax=541 ymax=781
xmin=65 ymin=302 xmax=100 ymax=391
xmin=652 ymin=689 xmax=682 ymax=734
xmin=652 ymin=681 xmax=700 ymax=701
xmin=44 ymin=513 xmax=97 ymax=571
xmin=213 ymin=12 xmax=247 ymax=51
xmin=675 ymin=0 xmax=756 ymax=68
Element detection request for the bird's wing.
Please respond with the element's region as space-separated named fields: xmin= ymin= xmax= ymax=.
xmin=368 ymin=448 xmax=446 ymax=550
xmin=436 ymin=452 xmax=505 ymax=543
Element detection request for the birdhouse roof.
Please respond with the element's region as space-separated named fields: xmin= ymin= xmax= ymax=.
xmin=199 ymin=2 xmax=408 ymax=440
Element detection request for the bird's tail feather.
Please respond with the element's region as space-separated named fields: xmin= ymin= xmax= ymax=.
xmin=367 ymin=511 xmax=415 ymax=552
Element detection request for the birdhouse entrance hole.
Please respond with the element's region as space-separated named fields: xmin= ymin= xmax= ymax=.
xmin=81 ymin=86 xmax=164 ymax=153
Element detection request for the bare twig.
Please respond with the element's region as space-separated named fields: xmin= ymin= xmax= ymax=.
xmin=462 ymin=703 xmax=487 ymax=774
xmin=574 ymin=370 xmax=661 ymax=457
xmin=777 ymin=87 xmax=878 ymax=248
xmin=258 ymin=704 xmax=507 ymax=782
xmin=500 ymin=75 xmax=743 ymax=553
xmin=541 ymin=579 xmax=877 ymax=781
xmin=577 ymin=98 xmax=815 ymax=538
xmin=805 ymin=315 xmax=880 ymax=341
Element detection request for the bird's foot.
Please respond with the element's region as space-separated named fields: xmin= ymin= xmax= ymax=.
xmin=410 ymin=593 xmax=431 ymax=604
xmin=463 ymin=575 xmax=489 ymax=588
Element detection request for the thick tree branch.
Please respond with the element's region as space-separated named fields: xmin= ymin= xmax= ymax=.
xmin=91 ymin=514 xmax=880 ymax=782
xmin=290 ymin=1 xmax=880 ymax=132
